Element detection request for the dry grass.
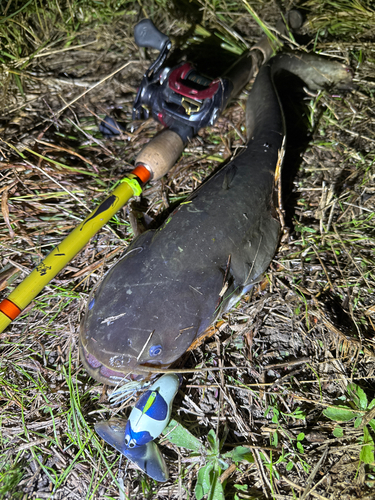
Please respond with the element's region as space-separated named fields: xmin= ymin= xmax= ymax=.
xmin=1 ymin=0 xmax=375 ymax=499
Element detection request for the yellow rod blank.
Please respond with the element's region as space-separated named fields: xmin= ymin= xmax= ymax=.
xmin=0 ymin=177 xmax=141 ymax=333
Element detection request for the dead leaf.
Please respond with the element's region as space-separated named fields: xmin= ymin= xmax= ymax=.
xmin=1 ymin=187 xmax=15 ymax=238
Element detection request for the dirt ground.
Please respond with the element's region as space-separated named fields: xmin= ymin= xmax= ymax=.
xmin=1 ymin=1 xmax=375 ymax=499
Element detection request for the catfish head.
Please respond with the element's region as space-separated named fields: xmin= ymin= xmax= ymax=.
xmin=79 ymin=230 xmax=226 ymax=385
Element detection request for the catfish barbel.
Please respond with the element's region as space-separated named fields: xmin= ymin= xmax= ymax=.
xmin=80 ymin=52 xmax=352 ymax=384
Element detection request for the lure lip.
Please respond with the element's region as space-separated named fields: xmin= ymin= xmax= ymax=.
xmin=95 ymin=418 xmax=169 ymax=482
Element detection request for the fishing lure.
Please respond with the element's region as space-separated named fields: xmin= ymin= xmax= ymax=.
xmin=123 ymin=373 xmax=180 ymax=448
xmin=95 ymin=373 xmax=179 ymax=481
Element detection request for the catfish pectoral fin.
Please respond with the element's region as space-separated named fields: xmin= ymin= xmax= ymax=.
xmin=222 ymin=163 xmax=238 ymax=190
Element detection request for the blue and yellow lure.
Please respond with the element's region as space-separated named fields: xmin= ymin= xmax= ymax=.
xmin=95 ymin=373 xmax=180 ymax=481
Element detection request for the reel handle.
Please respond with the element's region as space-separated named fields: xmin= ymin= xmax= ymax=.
xmin=134 ymin=19 xmax=170 ymax=52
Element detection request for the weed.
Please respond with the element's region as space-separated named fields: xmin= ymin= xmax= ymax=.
xmin=264 ymin=402 xmax=310 ymax=474
xmin=306 ymin=0 xmax=375 ymax=36
xmin=162 ymin=419 xmax=253 ymax=500
xmin=0 ymin=461 xmax=24 ymax=499
xmin=323 ymin=383 xmax=375 ymax=465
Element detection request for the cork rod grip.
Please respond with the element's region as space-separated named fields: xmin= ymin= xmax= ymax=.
xmin=135 ymin=129 xmax=185 ymax=181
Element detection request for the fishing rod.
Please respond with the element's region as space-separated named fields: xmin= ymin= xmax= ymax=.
xmin=0 ymin=19 xmax=277 ymax=333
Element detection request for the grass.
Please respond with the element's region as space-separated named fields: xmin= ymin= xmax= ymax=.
xmin=306 ymin=0 xmax=375 ymax=36
xmin=1 ymin=0 xmax=375 ymax=498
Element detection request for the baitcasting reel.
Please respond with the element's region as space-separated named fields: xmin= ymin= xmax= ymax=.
xmin=132 ymin=19 xmax=238 ymax=142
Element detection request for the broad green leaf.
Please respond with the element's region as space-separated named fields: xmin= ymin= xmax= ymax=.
xmin=207 ymin=429 xmax=219 ymax=453
xmin=360 ymin=444 xmax=375 ymax=464
xmin=369 ymin=420 xmax=375 ymax=432
xmin=297 ymin=442 xmax=304 ymax=453
xmin=323 ymin=407 xmax=358 ymax=422
xmin=195 ymin=463 xmax=214 ymax=500
xmin=163 ymin=419 xmax=201 ymax=452
xmin=368 ymin=399 xmax=375 ymax=410
xmin=295 ymin=225 xmax=317 ymax=234
xmin=354 ymin=417 xmax=363 ymax=428
xmin=333 ymin=426 xmax=344 ymax=438
xmin=271 ymin=408 xmax=280 ymax=424
xmin=360 ymin=425 xmax=375 ymax=464
xmin=363 ymin=425 xmax=374 ymax=445
xmin=210 ymin=476 xmax=225 ymax=500
xmin=348 ymin=383 xmax=368 ymax=410
xmin=234 ymin=484 xmax=248 ymax=491
xmin=223 ymin=446 xmax=254 ymax=464
xmin=290 ymin=408 xmax=307 ymax=420
xmin=297 ymin=433 xmax=305 ymax=441
xmin=286 ymin=461 xmax=294 ymax=471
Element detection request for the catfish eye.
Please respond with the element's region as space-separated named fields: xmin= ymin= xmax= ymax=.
xmin=149 ymin=345 xmax=162 ymax=357
xmin=88 ymin=298 xmax=95 ymax=310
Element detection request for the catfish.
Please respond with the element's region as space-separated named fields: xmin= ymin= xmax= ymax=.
xmin=80 ymin=52 xmax=352 ymax=385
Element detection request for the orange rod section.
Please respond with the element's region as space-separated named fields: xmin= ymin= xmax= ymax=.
xmin=132 ymin=164 xmax=151 ymax=184
xmin=0 ymin=299 xmax=22 ymax=320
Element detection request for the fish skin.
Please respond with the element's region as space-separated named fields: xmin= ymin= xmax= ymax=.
xmin=80 ymin=53 xmax=352 ymax=385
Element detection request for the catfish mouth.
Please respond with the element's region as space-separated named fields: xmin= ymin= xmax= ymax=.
xmin=79 ymin=339 xmax=171 ymax=386
xmin=79 ymin=340 xmax=144 ymax=385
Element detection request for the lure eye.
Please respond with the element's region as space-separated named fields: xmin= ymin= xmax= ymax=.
xmin=149 ymin=345 xmax=162 ymax=357
xmin=124 ymin=437 xmax=129 ymax=446
xmin=129 ymin=441 xmax=136 ymax=448
xmin=88 ymin=298 xmax=95 ymax=310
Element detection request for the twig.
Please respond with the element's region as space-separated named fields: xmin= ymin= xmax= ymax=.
xmin=301 ymin=447 xmax=328 ymax=500
xmin=280 ymin=474 xmax=330 ymax=500
xmin=56 ymin=61 xmax=137 ymax=116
